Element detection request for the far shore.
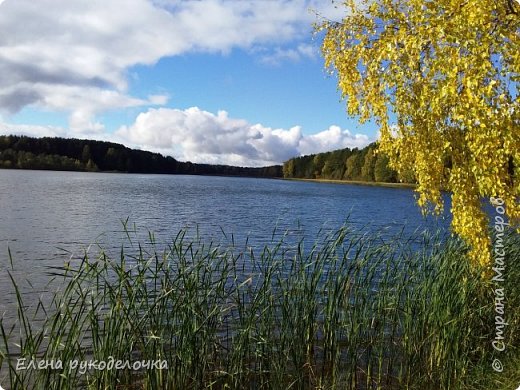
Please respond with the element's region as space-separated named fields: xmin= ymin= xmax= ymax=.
xmin=284 ymin=177 xmax=417 ymax=189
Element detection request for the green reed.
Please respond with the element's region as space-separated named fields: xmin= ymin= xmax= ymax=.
xmin=0 ymin=226 xmax=518 ymax=389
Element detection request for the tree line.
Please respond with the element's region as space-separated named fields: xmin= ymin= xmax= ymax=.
xmin=0 ymin=135 xmax=282 ymax=178
xmin=282 ymin=143 xmax=415 ymax=183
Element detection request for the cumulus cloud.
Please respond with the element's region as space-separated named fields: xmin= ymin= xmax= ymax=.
xmin=299 ymin=125 xmax=371 ymax=155
xmin=0 ymin=0 xmax=341 ymax=133
xmin=115 ymin=107 xmax=371 ymax=166
xmin=0 ymin=0 xmax=357 ymax=164
xmin=1 ymin=105 xmax=371 ymax=166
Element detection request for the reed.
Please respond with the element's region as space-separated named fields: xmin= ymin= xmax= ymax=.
xmin=0 ymin=226 xmax=518 ymax=389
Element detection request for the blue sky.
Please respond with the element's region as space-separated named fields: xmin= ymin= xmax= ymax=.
xmin=0 ymin=0 xmax=376 ymax=166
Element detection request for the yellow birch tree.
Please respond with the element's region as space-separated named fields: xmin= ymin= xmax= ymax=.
xmin=318 ymin=0 xmax=519 ymax=268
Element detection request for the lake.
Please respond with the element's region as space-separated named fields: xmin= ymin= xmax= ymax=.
xmin=0 ymin=169 xmax=451 ymax=319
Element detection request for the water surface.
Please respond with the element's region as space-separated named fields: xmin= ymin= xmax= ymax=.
xmin=0 ymin=169 xmax=451 ymax=316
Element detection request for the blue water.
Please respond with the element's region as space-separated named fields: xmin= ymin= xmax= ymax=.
xmin=0 ymin=169 xmax=452 ymax=317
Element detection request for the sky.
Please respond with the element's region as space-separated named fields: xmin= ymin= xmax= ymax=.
xmin=0 ymin=0 xmax=378 ymax=167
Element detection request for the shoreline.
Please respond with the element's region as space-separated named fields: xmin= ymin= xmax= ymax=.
xmin=284 ymin=177 xmax=416 ymax=189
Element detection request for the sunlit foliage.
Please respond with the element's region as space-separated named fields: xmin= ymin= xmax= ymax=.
xmin=318 ymin=0 xmax=520 ymax=267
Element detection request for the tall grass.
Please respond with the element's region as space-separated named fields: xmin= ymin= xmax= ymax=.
xmin=0 ymin=226 xmax=518 ymax=389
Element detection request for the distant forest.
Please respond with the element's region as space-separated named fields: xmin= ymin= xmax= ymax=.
xmin=0 ymin=135 xmax=282 ymax=178
xmin=283 ymin=143 xmax=415 ymax=183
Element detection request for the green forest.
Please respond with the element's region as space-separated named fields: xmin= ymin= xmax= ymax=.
xmin=0 ymin=135 xmax=282 ymax=178
xmin=0 ymin=135 xmax=415 ymax=183
xmin=282 ymin=143 xmax=415 ymax=183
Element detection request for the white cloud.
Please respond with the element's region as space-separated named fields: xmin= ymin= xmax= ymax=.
xmin=299 ymin=125 xmax=370 ymax=155
xmin=0 ymin=0 xmax=356 ymax=162
xmin=1 ymin=106 xmax=371 ymax=166
xmin=115 ymin=107 xmax=371 ymax=166
xmin=0 ymin=122 xmax=67 ymax=139
xmin=0 ymin=121 xmax=119 ymax=142
xmin=308 ymin=0 xmax=350 ymax=21
xmin=0 ymin=0 xmax=340 ymax=133
xmin=259 ymin=43 xmax=318 ymax=66
xmin=0 ymin=83 xmax=168 ymax=137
